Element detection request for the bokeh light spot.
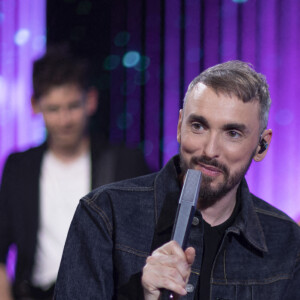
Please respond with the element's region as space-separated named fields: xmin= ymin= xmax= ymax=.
xmin=114 ymin=31 xmax=130 ymax=47
xmin=275 ymin=109 xmax=294 ymax=126
xmin=141 ymin=140 xmax=154 ymax=156
xmin=123 ymin=51 xmax=140 ymax=68
xmin=134 ymin=55 xmax=150 ymax=71
xmin=103 ymin=55 xmax=120 ymax=70
xmin=14 ymin=29 xmax=30 ymax=46
xmin=117 ymin=112 xmax=133 ymax=130
xmin=232 ymin=0 xmax=248 ymax=3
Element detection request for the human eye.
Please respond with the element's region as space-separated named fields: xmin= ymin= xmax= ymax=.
xmin=227 ymin=130 xmax=242 ymax=139
xmin=69 ymin=101 xmax=83 ymax=110
xmin=45 ymin=106 xmax=59 ymax=113
xmin=191 ymin=122 xmax=204 ymax=133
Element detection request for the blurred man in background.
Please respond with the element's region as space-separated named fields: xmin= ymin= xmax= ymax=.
xmin=0 ymin=47 xmax=150 ymax=300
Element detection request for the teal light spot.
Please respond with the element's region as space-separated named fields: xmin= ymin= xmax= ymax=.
xmin=232 ymin=0 xmax=248 ymax=3
xmin=103 ymin=55 xmax=120 ymax=70
xmin=114 ymin=31 xmax=130 ymax=47
xmin=134 ymin=56 xmax=150 ymax=71
xmin=122 ymin=51 xmax=140 ymax=68
xmin=117 ymin=112 xmax=133 ymax=130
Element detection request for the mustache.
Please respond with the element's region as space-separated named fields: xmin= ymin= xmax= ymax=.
xmin=190 ymin=155 xmax=229 ymax=176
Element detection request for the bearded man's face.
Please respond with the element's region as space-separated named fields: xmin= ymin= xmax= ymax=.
xmin=177 ymin=83 xmax=262 ymax=209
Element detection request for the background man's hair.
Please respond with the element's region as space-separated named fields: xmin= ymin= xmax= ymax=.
xmin=184 ymin=60 xmax=271 ymax=131
xmin=32 ymin=45 xmax=91 ymax=99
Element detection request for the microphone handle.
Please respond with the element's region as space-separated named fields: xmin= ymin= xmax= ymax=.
xmin=160 ymin=169 xmax=202 ymax=299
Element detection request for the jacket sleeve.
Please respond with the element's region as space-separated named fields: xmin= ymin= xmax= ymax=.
xmin=54 ymin=194 xmax=114 ymax=299
xmin=0 ymin=154 xmax=15 ymax=264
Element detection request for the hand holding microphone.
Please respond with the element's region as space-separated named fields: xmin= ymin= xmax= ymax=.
xmin=142 ymin=241 xmax=195 ymax=300
xmin=142 ymin=169 xmax=202 ymax=300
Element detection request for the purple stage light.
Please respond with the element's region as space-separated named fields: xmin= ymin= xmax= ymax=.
xmin=0 ymin=0 xmax=46 ymax=279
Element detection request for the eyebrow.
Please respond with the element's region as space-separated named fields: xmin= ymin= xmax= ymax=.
xmin=187 ymin=114 xmax=209 ymax=128
xmin=187 ymin=114 xmax=248 ymax=133
xmin=222 ymin=123 xmax=248 ymax=133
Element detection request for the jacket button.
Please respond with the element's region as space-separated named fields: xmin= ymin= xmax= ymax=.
xmin=192 ymin=216 xmax=199 ymax=226
xmin=186 ymin=283 xmax=194 ymax=293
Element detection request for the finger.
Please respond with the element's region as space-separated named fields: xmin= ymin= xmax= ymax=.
xmin=143 ymin=260 xmax=187 ymax=286
xmin=152 ymin=241 xmax=190 ymax=277
xmin=185 ymin=247 xmax=196 ymax=266
xmin=147 ymin=251 xmax=189 ymax=273
xmin=142 ymin=264 xmax=187 ymax=296
xmin=148 ymin=256 xmax=189 ymax=283
xmin=152 ymin=240 xmax=185 ymax=258
xmin=143 ymin=241 xmax=194 ymax=297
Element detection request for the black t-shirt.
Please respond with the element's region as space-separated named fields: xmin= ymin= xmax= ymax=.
xmin=195 ymin=190 xmax=241 ymax=300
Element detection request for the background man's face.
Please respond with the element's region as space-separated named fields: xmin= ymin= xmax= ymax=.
xmin=177 ymin=83 xmax=261 ymax=208
xmin=34 ymin=84 xmax=93 ymax=151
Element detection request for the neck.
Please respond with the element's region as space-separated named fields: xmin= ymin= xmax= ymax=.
xmin=48 ymin=136 xmax=90 ymax=163
xmin=200 ymin=185 xmax=239 ymax=227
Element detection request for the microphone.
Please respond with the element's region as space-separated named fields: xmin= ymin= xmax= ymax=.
xmin=162 ymin=169 xmax=202 ymax=299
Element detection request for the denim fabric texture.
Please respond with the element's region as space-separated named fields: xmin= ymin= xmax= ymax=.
xmin=55 ymin=156 xmax=300 ymax=299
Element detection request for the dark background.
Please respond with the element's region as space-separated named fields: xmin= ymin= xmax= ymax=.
xmin=47 ymin=0 xmax=113 ymax=139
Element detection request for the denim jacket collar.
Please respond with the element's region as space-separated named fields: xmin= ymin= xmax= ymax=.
xmin=151 ymin=156 xmax=181 ymax=251
xmin=229 ymin=178 xmax=268 ymax=253
xmin=151 ymin=155 xmax=268 ymax=254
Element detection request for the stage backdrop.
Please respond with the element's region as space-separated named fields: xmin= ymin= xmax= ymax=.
xmin=106 ymin=0 xmax=300 ymax=221
xmin=0 ymin=0 xmax=46 ymax=278
xmin=0 ymin=0 xmax=46 ymax=179
xmin=1 ymin=0 xmax=300 ymax=223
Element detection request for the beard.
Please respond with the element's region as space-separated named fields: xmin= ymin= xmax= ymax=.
xmin=179 ymin=148 xmax=256 ymax=210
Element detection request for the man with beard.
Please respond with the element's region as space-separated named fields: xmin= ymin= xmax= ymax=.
xmin=54 ymin=61 xmax=300 ymax=300
xmin=0 ymin=47 xmax=150 ymax=300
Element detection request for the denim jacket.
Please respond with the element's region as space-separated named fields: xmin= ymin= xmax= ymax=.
xmin=55 ymin=156 xmax=300 ymax=299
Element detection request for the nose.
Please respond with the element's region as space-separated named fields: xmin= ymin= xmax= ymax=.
xmin=202 ymin=133 xmax=220 ymax=158
xmin=57 ymin=108 xmax=73 ymax=126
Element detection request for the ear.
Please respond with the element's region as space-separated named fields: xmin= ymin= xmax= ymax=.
xmin=85 ymin=87 xmax=98 ymax=116
xmin=253 ymin=129 xmax=272 ymax=162
xmin=31 ymin=96 xmax=41 ymax=114
xmin=177 ymin=109 xmax=183 ymax=143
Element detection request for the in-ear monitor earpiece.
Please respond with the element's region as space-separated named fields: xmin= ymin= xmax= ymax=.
xmin=258 ymin=139 xmax=268 ymax=154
